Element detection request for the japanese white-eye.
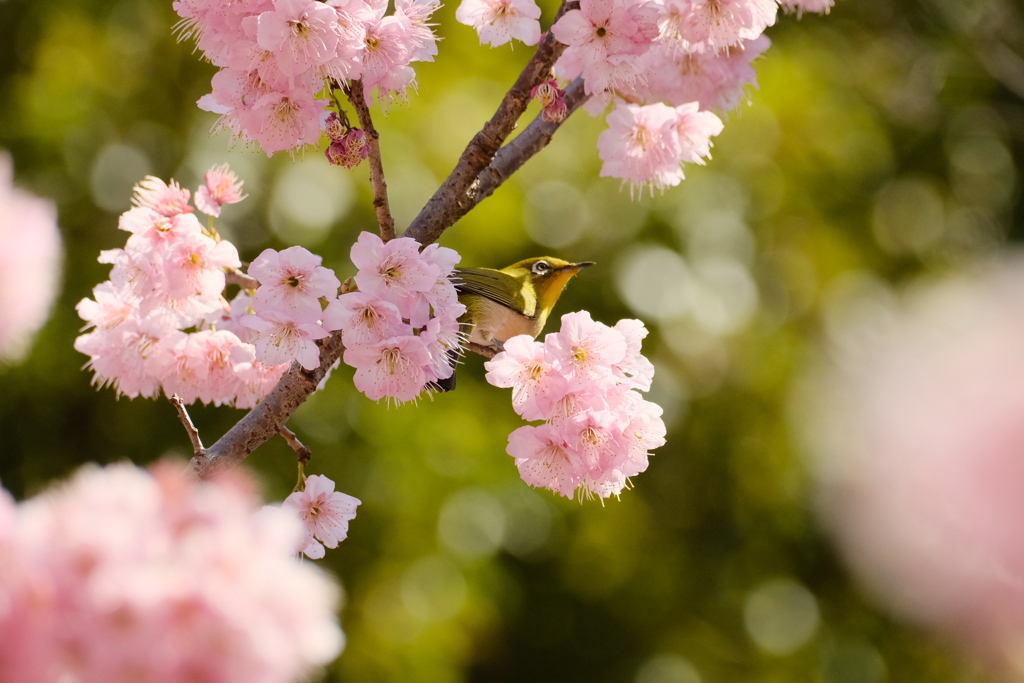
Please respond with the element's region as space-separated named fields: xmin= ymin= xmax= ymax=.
xmin=434 ymin=256 xmax=594 ymax=391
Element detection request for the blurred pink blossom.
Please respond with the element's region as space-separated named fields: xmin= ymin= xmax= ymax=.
xmin=801 ymin=259 xmax=1024 ymax=675
xmin=0 ymin=461 xmax=344 ymax=682
xmin=0 ymin=154 xmax=62 ymax=363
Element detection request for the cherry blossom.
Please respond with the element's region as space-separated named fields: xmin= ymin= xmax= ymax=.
xmin=131 ymin=175 xmax=194 ymax=217
xmin=195 ymin=162 xmax=247 ymax=216
xmin=668 ymin=0 xmax=777 ymax=53
xmin=802 ymin=259 xmax=1024 ymax=669
xmin=0 ymin=462 xmax=344 ymax=682
xmin=283 ymin=474 xmax=361 ymax=559
xmin=242 ymin=309 xmax=330 ymax=370
xmin=322 ymin=291 xmax=407 ymax=345
xmin=344 ymin=335 xmax=433 ymax=403
xmin=0 ymin=153 xmax=62 ymax=363
xmin=249 ymin=246 xmax=341 ymax=321
xmin=256 ymin=0 xmax=341 ymax=76
xmin=456 ymin=0 xmax=543 ymax=47
xmin=597 ymin=101 xmax=723 ymax=195
xmin=551 ymin=0 xmax=656 ymax=96
xmin=76 ymin=168 xmax=292 ymax=408
xmin=486 ymin=313 xmax=664 ymax=499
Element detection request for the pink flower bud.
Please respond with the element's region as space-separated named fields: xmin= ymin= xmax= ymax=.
xmin=325 ymin=129 xmax=370 ymax=169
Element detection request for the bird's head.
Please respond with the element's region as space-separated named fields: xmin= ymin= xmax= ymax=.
xmin=501 ymin=257 xmax=595 ymax=316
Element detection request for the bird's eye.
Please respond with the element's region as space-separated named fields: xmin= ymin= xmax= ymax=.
xmin=532 ymin=260 xmax=551 ymax=275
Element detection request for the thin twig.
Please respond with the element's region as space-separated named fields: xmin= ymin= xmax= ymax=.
xmin=474 ymin=78 xmax=588 ymax=207
xmin=402 ymin=1 xmax=577 ymax=246
xmin=347 ymin=79 xmax=396 ymax=241
xmin=225 ymin=267 xmax=259 ymax=290
xmin=170 ymin=394 xmax=205 ymax=456
xmin=279 ymin=425 xmax=312 ymax=465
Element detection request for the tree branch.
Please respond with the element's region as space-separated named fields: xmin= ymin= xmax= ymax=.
xmin=171 ymin=394 xmax=205 ymax=456
xmin=473 ymin=78 xmax=588 ymax=208
xmin=347 ymin=79 xmax=396 ymax=241
xmin=226 ymin=267 xmax=259 ymax=290
xmin=402 ymin=2 xmax=577 ymax=246
xmin=188 ymin=333 xmax=344 ymax=479
xmin=279 ymin=425 xmax=312 ymax=464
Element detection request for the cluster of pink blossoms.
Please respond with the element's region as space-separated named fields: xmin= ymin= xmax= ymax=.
xmin=74 ymin=167 xmax=290 ymax=408
xmin=0 ymin=462 xmax=343 ymax=682
xmin=242 ymin=246 xmax=341 ymax=372
xmin=0 ymin=152 xmax=61 ymax=364
xmin=452 ymin=0 xmax=832 ymax=193
xmin=329 ymin=232 xmax=466 ymax=403
xmin=485 ymin=311 xmax=665 ymax=499
xmin=174 ymin=0 xmax=440 ymax=155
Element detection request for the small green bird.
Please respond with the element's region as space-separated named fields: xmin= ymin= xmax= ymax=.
xmin=433 ymin=256 xmax=594 ymax=391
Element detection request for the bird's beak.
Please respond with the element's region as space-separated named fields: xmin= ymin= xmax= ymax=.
xmin=559 ymin=261 xmax=595 ymax=273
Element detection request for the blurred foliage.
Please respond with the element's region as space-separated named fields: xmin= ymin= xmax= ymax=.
xmin=1 ymin=0 xmax=1022 ymax=681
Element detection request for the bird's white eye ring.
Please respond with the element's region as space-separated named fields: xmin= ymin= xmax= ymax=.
xmin=532 ymin=260 xmax=551 ymax=275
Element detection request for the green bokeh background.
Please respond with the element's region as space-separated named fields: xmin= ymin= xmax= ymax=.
xmin=1 ymin=0 xmax=1022 ymax=681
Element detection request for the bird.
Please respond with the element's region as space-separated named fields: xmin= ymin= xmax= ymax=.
xmin=432 ymin=256 xmax=594 ymax=392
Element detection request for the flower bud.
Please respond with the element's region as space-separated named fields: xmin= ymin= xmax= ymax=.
xmin=325 ymin=129 xmax=370 ymax=169
xmin=323 ymin=111 xmax=347 ymax=142
xmin=531 ymin=79 xmax=568 ymax=123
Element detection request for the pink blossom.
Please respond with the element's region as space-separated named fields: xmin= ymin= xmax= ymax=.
xmin=131 ymin=175 xmax=194 ymax=217
xmin=489 ymin=312 xmax=662 ymax=499
xmin=283 ymin=474 xmax=361 ymax=559
xmin=551 ymin=0 xmax=655 ymax=95
xmin=667 ymin=0 xmax=776 ymax=53
xmin=612 ymin=318 xmax=655 ymax=390
xmin=643 ymin=34 xmax=769 ymax=112
xmin=560 ymin=408 xmax=627 ymax=479
xmin=0 ymin=153 xmax=62 ymax=363
xmin=235 ymin=359 xmax=291 ymax=409
xmin=455 ymin=0 xmax=542 ymax=47
xmin=164 ymin=231 xmax=241 ymax=299
xmin=597 ymin=102 xmax=722 ymax=195
xmin=358 ymin=9 xmax=419 ymax=101
xmin=76 ymin=282 xmax=138 ymax=332
xmin=545 ymin=310 xmax=628 ymax=381
xmin=419 ymin=312 xmax=465 ymax=384
xmin=350 ymin=232 xmax=439 ymax=315
xmin=322 ymin=291 xmax=407 ymax=345
xmin=238 ymin=87 xmax=326 ymax=156
xmin=257 ymin=0 xmax=341 ymax=76
xmin=76 ymin=314 xmax=182 ymax=399
xmin=485 ymin=335 xmax=569 ymax=420
xmin=242 ymin=310 xmax=329 ymax=370
xmin=0 ymin=462 xmax=343 ymax=682
xmin=162 ymin=329 xmax=254 ymax=406
xmin=195 ymin=163 xmax=247 ymax=217
xmin=802 ymin=259 xmax=1024 ymax=668
xmin=344 ymin=335 xmax=432 ymax=403
xmin=395 ymin=0 xmax=441 ymax=62
xmin=249 ymin=246 xmax=341 ymax=321
xmin=508 ymin=424 xmax=586 ymax=498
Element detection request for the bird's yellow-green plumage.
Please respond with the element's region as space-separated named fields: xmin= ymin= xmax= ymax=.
xmin=455 ymin=256 xmax=595 ymax=352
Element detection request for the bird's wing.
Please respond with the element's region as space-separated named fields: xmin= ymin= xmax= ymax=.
xmin=454 ymin=267 xmax=532 ymax=315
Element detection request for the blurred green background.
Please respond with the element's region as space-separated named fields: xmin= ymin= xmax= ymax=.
xmin=1 ymin=0 xmax=1022 ymax=680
